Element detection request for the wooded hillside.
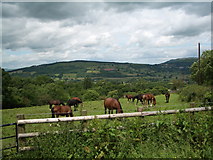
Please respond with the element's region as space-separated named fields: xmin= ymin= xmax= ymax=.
xmin=8 ymin=58 xmax=197 ymax=81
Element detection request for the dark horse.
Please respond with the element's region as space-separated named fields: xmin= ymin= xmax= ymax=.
xmin=67 ymin=97 xmax=82 ymax=111
xmin=48 ymin=100 xmax=65 ymax=109
xmin=125 ymin=95 xmax=134 ymax=102
xmin=51 ymin=105 xmax=73 ymax=118
xmin=71 ymin=97 xmax=82 ymax=102
xmin=165 ymin=92 xmax=170 ymax=103
xmin=132 ymin=94 xmax=143 ymax=105
xmin=104 ymin=98 xmax=123 ymax=114
xmin=142 ymin=94 xmax=156 ymax=107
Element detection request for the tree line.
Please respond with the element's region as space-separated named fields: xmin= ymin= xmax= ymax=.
xmin=2 ymin=50 xmax=212 ymax=109
xmin=2 ymin=71 xmax=171 ymax=109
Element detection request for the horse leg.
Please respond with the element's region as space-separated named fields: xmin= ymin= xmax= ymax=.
xmin=146 ymin=100 xmax=149 ymax=108
xmin=75 ymin=104 xmax=79 ymax=111
xmin=105 ymin=107 xmax=107 ymax=114
xmin=150 ymin=99 xmax=153 ymax=107
xmin=74 ymin=105 xmax=77 ymax=111
xmin=140 ymin=99 xmax=143 ymax=105
xmin=52 ymin=113 xmax=55 ymax=118
xmin=167 ymin=97 xmax=170 ymax=103
xmin=51 ymin=108 xmax=55 ymax=118
xmin=141 ymin=98 xmax=144 ymax=105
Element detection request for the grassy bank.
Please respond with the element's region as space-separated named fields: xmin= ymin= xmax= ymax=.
xmin=10 ymin=111 xmax=213 ymax=159
xmin=2 ymin=94 xmax=212 ymax=158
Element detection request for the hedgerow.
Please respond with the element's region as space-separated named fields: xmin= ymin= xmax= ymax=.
xmin=12 ymin=111 xmax=213 ymax=159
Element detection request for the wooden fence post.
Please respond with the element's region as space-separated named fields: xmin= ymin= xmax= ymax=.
xmin=137 ymin=107 xmax=143 ymax=112
xmin=81 ymin=110 xmax=88 ymax=131
xmin=137 ymin=107 xmax=144 ymax=119
xmin=17 ymin=114 xmax=26 ymax=148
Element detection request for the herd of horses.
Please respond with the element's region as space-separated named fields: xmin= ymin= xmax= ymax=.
xmin=49 ymin=97 xmax=82 ymax=118
xmin=49 ymin=92 xmax=170 ymax=118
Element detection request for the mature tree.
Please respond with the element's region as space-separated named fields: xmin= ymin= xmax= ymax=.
xmin=2 ymin=69 xmax=13 ymax=108
xmin=83 ymin=77 xmax=92 ymax=90
xmin=171 ymin=79 xmax=185 ymax=90
xmin=190 ymin=50 xmax=213 ymax=86
xmin=33 ymin=75 xmax=54 ymax=85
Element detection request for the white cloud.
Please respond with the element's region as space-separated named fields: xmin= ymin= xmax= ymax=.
xmin=2 ymin=2 xmax=211 ymax=69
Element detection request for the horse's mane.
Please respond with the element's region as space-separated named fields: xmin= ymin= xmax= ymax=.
xmin=117 ymin=99 xmax=123 ymax=110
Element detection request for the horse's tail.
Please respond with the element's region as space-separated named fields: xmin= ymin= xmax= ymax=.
xmin=118 ymin=100 xmax=123 ymax=113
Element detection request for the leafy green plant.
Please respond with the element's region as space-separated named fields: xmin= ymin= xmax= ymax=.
xmin=179 ymin=84 xmax=212 ymax=104
xmin=10 ymin=111 xmax=213 ymax=159
xmin=83 ymin=89 xmax=100 ymax=101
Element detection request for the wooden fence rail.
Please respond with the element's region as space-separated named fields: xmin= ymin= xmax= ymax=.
xmin=17 ymin=107 xmax=212 ymax=125
xmin=16 ymin=107 xmax=212 ymax=151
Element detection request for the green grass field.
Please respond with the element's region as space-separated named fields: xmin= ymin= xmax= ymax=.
xmin=2 ymin=93 xmax=188 ymax=124
xmin=2 ymin=93 xmax=212 ymax=158
xmin=1 ymin=94 xmax=187 ymax=151
xmin=2 ymin=93 xmax=190 ymax=139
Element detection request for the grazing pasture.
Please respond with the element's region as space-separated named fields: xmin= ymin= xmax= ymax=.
xmin=2 ymin=94 xmax=213 ymax=158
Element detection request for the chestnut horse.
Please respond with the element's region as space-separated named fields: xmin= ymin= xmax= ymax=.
xmin=132 ymin=94 xmax=143 ymax=105
xmin=125 ymin=95 xmax=133 ymax=102
xmin=142 ymin=94 xmax=156 ymax=107
xmin=165 ymin=92 xmax=170 ymax=103
xmin=51 ymin=105 xmax=73 ymax=118
xmin=104 ymin=98 xmax=123 ymax=114
xmin=48 ymin=100 xmax=65 ymax=109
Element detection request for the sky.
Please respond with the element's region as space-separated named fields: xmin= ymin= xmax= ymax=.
xmin=1 ymin=1 xmax=212 ymax=69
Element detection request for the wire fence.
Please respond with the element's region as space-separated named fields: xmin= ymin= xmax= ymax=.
xmin=0 ymin=123 xmax=19 ymax=159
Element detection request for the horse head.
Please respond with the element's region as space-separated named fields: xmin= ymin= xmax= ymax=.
xmin=152 ymin=97 xmax=156 ymax=106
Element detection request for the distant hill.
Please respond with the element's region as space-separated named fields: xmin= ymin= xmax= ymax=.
xmin=8 ymin=58 xmax=197 ymax=81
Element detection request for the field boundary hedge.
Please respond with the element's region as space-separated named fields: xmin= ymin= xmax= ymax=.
xmin=15 ymin=106 xmax=213 ymax=151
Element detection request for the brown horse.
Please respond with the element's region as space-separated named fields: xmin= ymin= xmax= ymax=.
xmin=51 ymin=105 xmax=73 ymax=118
xmin=67 ymin=97 xmax=83 ymax=111
xmin=165 ymin=92 xmax=170 ymax=103
xmin=48 ymin=100 xmax=65 ymax=109
xmin=125 ymin=95 xmax=134 ymax=102
xmin=104 ymin=98 xmax=123 ymax=114
xmin=142 ymin=94 xmax=156 ymax=107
